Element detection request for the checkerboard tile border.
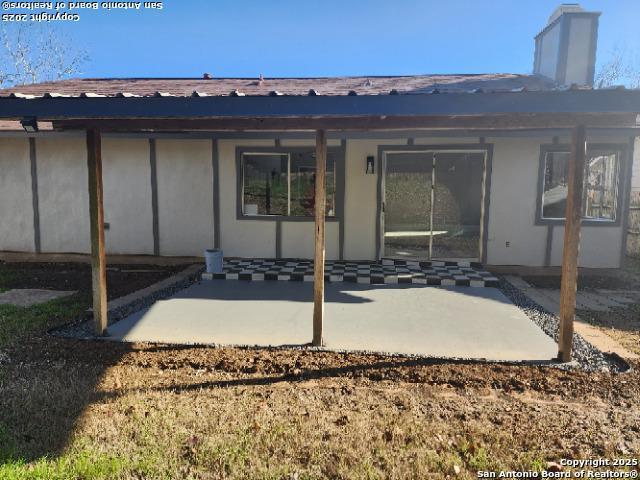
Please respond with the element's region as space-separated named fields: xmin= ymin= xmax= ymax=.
xmin=201 ymin=258 xmax=499 ymax=287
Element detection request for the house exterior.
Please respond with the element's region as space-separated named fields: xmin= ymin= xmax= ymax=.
xmin=0 ymin=4 xmax=639 ymax=269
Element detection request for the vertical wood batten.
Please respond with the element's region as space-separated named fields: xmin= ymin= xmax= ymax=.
xmin=86 ymin=128 xmax=108 ymax=336
xmin=558 ymin=125 xmax=587 ymax=362
xmin=312 ymin=129 xmax=327 ymax=346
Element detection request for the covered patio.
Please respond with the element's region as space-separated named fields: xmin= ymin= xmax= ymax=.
xmin=2 ymin=88 xmax=640 ymax=362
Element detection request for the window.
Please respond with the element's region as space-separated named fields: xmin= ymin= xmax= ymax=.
xmin=584 ymin=152 xmax=619 ymax=221
xmin=241 ymin=150 xmax=336 ymax=218
xmin=242 ymin=154 xmax=288 ymax=216
xmin=540 ymin=148 xmax=621 ymax=222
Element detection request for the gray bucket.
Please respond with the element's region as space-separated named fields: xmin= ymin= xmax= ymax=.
xmin=204 ymin=249 xmax=223 ymax=273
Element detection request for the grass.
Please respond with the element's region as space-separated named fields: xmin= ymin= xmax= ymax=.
xmin=0 ymin=449 xmax=143 ymax=480
xmin=0 ymin=378 xmax=553 ymax=480
xmin=0 ymin=261 xmax=89 ymax=347
xmin=0 ymin=295 xmax=88 ymax=348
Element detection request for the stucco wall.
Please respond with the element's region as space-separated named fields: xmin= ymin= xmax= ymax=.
xmin=549 ymin=225 xmax=623 ymax=268
xmin=102 ymin=138 xmax=154 ymax=255
xmin=0 ymin=133 xmax=630 ymax=268
xmin=155 ymin=139 xmax=214 ymax=256
xmin=0 ymin=138 xmax=34 ymax=251
xmin=37 ymin=137 xmax=91 ymax=253
xmin=281 ymin=222 xmax=339 ymax=259
xmin=484 ymin=138 xmax=548 ymax=266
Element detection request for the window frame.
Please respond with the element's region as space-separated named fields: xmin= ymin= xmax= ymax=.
xmin=535 ymin=143 xmax=627 ymax=226
xmin=236 ymin=145 xmax=344 ymax=222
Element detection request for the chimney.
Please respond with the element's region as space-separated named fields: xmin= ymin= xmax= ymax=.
xmin=533 ymin=4 xmax=600 ymax=86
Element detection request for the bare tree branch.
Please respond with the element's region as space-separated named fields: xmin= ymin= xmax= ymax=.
xmin=0 ymin=24 xmax=89 ymax=88
xmin=595 ymin=45 xmax=640 ymax=89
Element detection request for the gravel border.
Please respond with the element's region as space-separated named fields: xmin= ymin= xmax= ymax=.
xmin=498 ymin=277 xmax=629 ymax=373
xmin=51 ymin=265 xmax=203 ymax=339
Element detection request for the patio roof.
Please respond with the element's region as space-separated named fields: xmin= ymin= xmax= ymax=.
xmin=0 ymin=89 xmax=638 ymax=131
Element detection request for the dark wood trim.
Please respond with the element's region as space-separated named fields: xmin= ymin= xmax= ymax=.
xmin=54 ymin=112 xmax=639 ymax=132
xmin=29 ymin=137 xmax=41 ymax=253
xmin=149 ymin=138 xmax=160 ymax=255
xmin=275 ymin=220 xmax=282 ymax=258
xmin=558 ymin=125 xmax=587 ymax=362
xmin=86 ymin=128 xmax=108 ymax=336
xmin=337 ymin=139 xmax=347 ymax=260
xmin=544 ymin=225 xmax=554 ymax=267
xmin=212 ymin=139 xmax=221 ymax=249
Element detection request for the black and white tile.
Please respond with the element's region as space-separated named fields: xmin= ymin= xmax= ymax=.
xmin=201 ymin=258 xmax=499 ymax=287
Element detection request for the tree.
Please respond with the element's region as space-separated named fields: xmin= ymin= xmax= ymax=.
xmin=0 ymin=24 xmax=88 ymax=88
xmin=594 ymin=46 xmax=640 ymax=89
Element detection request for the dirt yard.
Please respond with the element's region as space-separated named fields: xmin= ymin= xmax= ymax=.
xmin=1 ymin=339 xmax=639 ymax=479
xmin=0 ymin=261 xmax=639 ymax=479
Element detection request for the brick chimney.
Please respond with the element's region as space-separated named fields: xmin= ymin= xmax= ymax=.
xmin=533 ymin=4 xmax=600 ymax=86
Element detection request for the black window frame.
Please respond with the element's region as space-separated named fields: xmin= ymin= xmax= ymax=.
xmin=236 ymin=145 xmax=344 ymax=222
xmin=535 ymin=143 xmax=627 ymax=226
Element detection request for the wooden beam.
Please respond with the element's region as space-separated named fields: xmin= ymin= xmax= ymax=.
xmin=558 ymin=125 xmax=587 ymax=362
xmin=52 ymin=112 xmax=639 ymax=133
xmin=86 ymin=128 xmax=108 ymax=336
xmin=312 ymin=129 xmax=327 ymax=347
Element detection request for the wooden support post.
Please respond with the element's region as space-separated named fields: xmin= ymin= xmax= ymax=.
xmin=86 ymin=128 xmax=108 ymax=336
xmin=558 ymin=125 xmax=587 ymax=362
xmin=312 ymin=129 xmax=327 ymax=347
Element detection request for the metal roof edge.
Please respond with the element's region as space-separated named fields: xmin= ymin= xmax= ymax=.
xmin=0 ymin=89 xmax=638 ymax=120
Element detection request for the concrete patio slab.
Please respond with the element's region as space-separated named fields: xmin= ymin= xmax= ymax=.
xmin=0 ymin=289 xmax=76 ymax=307
xmin=106 ymin=280 xmax=558 ymax=362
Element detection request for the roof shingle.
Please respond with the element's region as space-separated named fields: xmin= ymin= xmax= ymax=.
xmin=0 ymin=73 xmax=559 ymax=98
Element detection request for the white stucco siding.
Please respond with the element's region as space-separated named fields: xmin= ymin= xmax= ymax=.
xmin=550 ymin=225 xmax=623 ymax=268
xmin=343 ymin=139 xmax=410 ymax=260
xmin=155 ymin=139 xmax=214 ymax=256
xmin=0 ymin=138 xmax=34 ymax=251
xmin=37 ymin=138 xmax=91 ymax=253
xmin=280 ymin=221 xmax=339 ymax=260
xmin=102 ymin=138 xmax=154 ymax=255
xmin=485 ymin=138 xmax=548 ymax=266
xmin=218 ymin=139 xmax=277 ymax=258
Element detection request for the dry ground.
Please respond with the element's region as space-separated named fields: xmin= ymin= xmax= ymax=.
xmin=523 ymin=257 xmax=640 ymax=357
xmin=0 ymin=261 xmax=639 ymax=479
xmin=1 ymin=339 xmax=639 ymax=479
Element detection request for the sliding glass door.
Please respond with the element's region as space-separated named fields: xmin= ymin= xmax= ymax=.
xmin=382 ymin=150 xmax=485 ymax=261
xmin=383 ymin=152 xmax=433 ymax=259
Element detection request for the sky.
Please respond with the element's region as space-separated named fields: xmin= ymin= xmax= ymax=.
xmin=17 ymin=0 xmax=640 ymax=78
